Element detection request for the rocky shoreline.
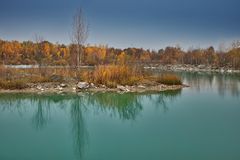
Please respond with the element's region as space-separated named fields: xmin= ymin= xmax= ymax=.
xmin=144 ymin=64 xmax=240 ymax=73
xmin=0 ymin=81 xmax=186 ymax=94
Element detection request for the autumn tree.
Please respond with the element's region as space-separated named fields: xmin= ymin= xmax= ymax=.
xmin=160 ymin=47 xmax=183 ymax=64
xmin=205 ymin=46 xmax=218 ymax=66
xmin=1 ymin=37 xmax=240 ymax=69
xmin=0 ymin=39 xmax=5 ymax=65
xmin=84 ymin=47 xmax=97 ymax=65
xmin=227 ymin=41 xmax=240 ymax=69
xmin=117 ymin=51 xmax=128 ymax=65
xmin=140 ymin=51 xmax=151 ymax=63
xmin=21 ymin=41 xmax=35 ymax=64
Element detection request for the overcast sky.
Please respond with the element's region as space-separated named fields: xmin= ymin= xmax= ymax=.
xmin=0 ymin=0 xmax=239 ymax=50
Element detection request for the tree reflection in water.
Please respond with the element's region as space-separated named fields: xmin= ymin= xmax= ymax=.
xmin=70 ymin=95 xmax=87 ymax=159
xmin=154 ymin=71 xmax=240 ymax=97
xmin=32 ymin=98 xmax=50 ymax=130
xmin=179 ymin=72 xmax=240 ymax=97
xmin=87 ymin=92 xmax=143 ymax=120
xmin=146 ymin=90 xmax=182 ymax=112
xmin=0 ymin=91 xmax=181 ymax=159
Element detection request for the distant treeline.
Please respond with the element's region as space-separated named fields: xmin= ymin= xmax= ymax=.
xmin=0 ymin=39 xmax=240 ymax=69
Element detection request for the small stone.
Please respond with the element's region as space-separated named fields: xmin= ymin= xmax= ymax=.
xmin=90 ymin=83 xmax=95 ymax=87
xmin=100 ymin=84 xmax=106 ymax=88
xmin=138 ymin=85 xmax=146 ymax=89
xmin=77 ymin=82 xmax=89 ymax=89
xmin=57 ymin=86 xmax=63 ymax=90
xmin=117 ymin=85 xmax=130 ymax=92
xmin=60 ymin=83 xmax=67 ymax=88
xmin=37 ymin=85 xmax=43 ymax=90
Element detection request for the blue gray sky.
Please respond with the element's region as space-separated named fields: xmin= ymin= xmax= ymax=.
xmin=0 ymin=0 xmax=239 ymax=50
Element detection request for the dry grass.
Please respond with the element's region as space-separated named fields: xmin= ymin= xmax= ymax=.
xmin=0 ymin=79 xmax=28 ymax=89
xmin=0 ymin=66 xmax=76 ymax=80
xmin=27 ymin=76 xmax=51 ymax=83
xmin=156 ymin=74 xmax=182 ymax=85
xmin=0 ymin=66 xmax=75 ymax=89
xmin=82 ymin=65 xmax=143 ymax=88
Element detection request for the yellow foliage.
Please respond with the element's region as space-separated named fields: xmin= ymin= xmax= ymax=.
xmin=117 ymin=52 xmax=127 ymax=65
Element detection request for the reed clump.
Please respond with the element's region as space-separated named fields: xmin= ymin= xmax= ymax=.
xmin=82 ymin=65 xmax=142 ymax=88
xmin=156 ymin=74 xmax=182 ymax=85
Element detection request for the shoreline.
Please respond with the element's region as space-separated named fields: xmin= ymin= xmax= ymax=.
xmin=0 ymin=83 xmax=187 ymax=94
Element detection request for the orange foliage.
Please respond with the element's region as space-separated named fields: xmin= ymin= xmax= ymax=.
xmin=0 ymin=38 xmax=240 ymax=69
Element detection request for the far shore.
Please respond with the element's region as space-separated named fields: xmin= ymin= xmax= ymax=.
xmin=3 ymin=64 xmax=240 ymax=73
xmin=144 ymin=64 xmax=240 ymax=73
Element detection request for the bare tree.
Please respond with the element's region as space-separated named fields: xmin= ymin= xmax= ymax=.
xmin=34 ymin=34 xmax=44 ymax=67
xmin=33 ymin=34 xmax=47 ymax=76
xmin=232 ymin=40 xmax=240 ymax=49
xmin=71 ymin=8 xmax=88 ymax=69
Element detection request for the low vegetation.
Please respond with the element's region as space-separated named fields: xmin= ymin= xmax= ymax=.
xmin=82 ymin=65 xmax=143 ymax=88
xmin=156 ymin=74 xmax=182 ymax=85
xmin=0 ymin=79 xmax=27 ymax=89
xmin=0 ymin=64 xmax=183 ymax=90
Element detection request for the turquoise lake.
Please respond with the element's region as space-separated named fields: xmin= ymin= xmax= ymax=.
xmin=0 ymin=72 xmax=240 ymax=160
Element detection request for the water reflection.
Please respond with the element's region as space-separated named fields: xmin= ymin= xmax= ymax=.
xmin=70 ymin=96 xmax=87 ymax=159
xmin=0 ymin=91 xmax=181 ymax=159
xmin=146 ymin=90 xmax=182 ymax=112
xmin=88 ymin=92 xmax=143 ymax=120
xmin=32 ymin=99 xmax=50 ymax=130
xmin=0 ymin=91 xmax=181 ymax=121
xmin=153 ymin=70 xmax=240 ymax=97
xmin=179 ymin=72 xmax=240 ymax=97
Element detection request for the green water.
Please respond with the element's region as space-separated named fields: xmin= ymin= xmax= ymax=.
xmin=0 ymin=72 xmax=240 ymax=160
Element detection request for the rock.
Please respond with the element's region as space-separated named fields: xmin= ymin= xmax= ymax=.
xmin=117 ymin=85 xmax=130 ymax=92
xmin=72 ymin=87 xmax=77 ymax=92
xmin=36 ymin=85 xmax=44 ymax=91
xmin=138 ymin=85 xmax=146 ymax=89
xmin=57 ymin=91 xmax=63 ymax=94
xmin=90 ymin=83 xmax=95 ymax=88
xmin=60 ymin=83 xmax=67 ymax=88
xmin=100 ymin=84 xmax=106 ymax=88
xmin=57 ymin=86 xmax=63 ymax=90
xmin=77 ymin=82 xmax=89 ymax=89
xmin=198 ymin=65 xmax=206 ymax=69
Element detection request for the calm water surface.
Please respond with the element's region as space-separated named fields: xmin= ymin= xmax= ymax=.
xmin=0 ymin=72 xmax=240 ymax=160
